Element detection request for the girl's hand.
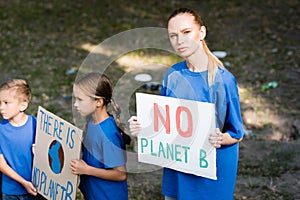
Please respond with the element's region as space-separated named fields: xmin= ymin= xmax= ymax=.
xmin=209 ymin=128 xmax=223 ymax=148
xmin=128 ymin=116 xmax=141 ymax=137
xmin=70 ymin=159 xmax=89 ymax=175
xmin=23 ymin=181 xmax=37 ymax=196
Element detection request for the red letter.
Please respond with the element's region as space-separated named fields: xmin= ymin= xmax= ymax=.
xmin=176 ymin=106 xmax=193 ymax=137
xmin=154 ymin=103 xmax=170 ymax=134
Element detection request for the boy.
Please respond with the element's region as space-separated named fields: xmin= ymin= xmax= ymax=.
xmin=0 ymin=79 xmax=38 ymax=200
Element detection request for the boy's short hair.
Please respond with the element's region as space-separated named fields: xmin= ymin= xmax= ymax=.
xmin=0 ymin=79 xmax=31 ymax=103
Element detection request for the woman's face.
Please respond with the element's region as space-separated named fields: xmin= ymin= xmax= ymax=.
xmin=73 ymin=85 xmax=96 ymax=117
xmin=168 ymin=13 xmax=206 ymax=58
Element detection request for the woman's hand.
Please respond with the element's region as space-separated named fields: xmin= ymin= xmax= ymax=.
xmin=209 ymin=128 xmax=243 ymax=148
xmin=209 ymin=128 xmax=223 ymax=148
xmin=128 ymin=116 xmax=141 ymax=137
xmin=70 ymin=159 xmax=89 ymax=175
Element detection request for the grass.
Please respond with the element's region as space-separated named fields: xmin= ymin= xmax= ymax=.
xmin=238 ymin=143 xmax=296 ymax=177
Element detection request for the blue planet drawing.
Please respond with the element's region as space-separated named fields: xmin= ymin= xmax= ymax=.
xmin=48 ymin=140 xmax=64 ymax=174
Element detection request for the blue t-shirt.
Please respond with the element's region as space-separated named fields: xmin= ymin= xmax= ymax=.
xmin=79 ymin=115 xmax=128 ymax=200
xmin=0 ymin=115 xmax=36 ymax=195
xmin=161 ymin=61 xmax=244 ymax=200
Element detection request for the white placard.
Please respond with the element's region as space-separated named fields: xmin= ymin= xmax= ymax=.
xmin=136 ymin=93 xmax=216 ymax=180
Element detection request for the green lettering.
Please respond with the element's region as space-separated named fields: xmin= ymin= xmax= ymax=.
xmin=150 ymin=140 xmax=157 ymax=156
xmin=175 ymin=144 xmax=182 ymax=162
xmin=166 ymin=143 xmax=174 ymax=160
xmin=182 ymin=146 xmax=190 ymax=163
xmin=140 ymin=138 xmax=148 ymax=153
xmin=158 ymin=142 xmax=166 ymax=158
xmin=199 ymin=149 xmax=208 ymax=168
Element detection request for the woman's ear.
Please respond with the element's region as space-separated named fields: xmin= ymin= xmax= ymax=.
xmin=199 ymin=25 xmax=206 ymax=40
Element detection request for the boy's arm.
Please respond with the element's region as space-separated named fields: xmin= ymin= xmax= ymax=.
xmin=0 ymin=154 xmax=37 ymax=196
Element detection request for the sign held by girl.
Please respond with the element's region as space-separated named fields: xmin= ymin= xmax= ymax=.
xmin=32 ymin=106 xmax=83 ymax=200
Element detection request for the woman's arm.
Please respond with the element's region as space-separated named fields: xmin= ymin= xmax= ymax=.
xmin=210 ymin=71 xmax=244 ymax=148
xmin=70 ymin=159 xmax=127 ymax=181
xmin=221 ymin=132 xmax=243 ymax=145
xmin=0 ymin=154 xmax=37 ymax=195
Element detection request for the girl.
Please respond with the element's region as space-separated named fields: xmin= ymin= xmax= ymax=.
xmin=129 ymin=8 xmax=244 ymax=200
xmin=70 ymin=72 xmax=129 ymax=200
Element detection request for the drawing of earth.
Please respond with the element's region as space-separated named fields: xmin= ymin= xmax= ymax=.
xmin=48 ymin=140 xmax=64 ymax=174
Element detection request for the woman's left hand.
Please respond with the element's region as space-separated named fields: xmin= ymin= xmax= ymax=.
xmin=209 ymin=128 xmax=243 ymax=148
xmin=209 ymin=128 xmax=223 ymax=148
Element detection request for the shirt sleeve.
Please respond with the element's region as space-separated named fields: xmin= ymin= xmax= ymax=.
xmin=222 ymin=73 xmax=244 ymax=139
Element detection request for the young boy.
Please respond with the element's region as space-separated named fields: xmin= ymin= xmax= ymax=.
xmin=0 ymin=79 xmax=38 ymax=200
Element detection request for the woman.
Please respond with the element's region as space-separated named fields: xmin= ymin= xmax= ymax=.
xmin=129 ymin=8 xmax=244 ymax=200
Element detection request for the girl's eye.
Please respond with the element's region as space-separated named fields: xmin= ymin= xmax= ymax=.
xmin=183 ymin=30 xmax=190 ymax=34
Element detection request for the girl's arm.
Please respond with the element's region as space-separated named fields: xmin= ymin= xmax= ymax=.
xmin=0 ymin=154 xmax=37 ymax=196
xmin=70 ymin=159 xmax=127 ymax=181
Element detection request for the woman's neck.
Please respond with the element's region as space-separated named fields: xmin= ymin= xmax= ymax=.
xmin=186 ymin=46 xmax=209 ymax=72
xmin=9 ymin=112 xmax=28 ymax=127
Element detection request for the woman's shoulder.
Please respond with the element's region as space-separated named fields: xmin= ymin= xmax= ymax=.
xmin=218 ymin=67 xmax=237 ymax=86
xmin=217 ymin=67 xmax=240 ymax=98
xmin=165 ymin=61 xmax=186 ymax=73
xmin=163 ymin=61 xmax=186 ymax=81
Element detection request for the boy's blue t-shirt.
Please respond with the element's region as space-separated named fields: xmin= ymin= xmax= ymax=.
xmin=160 ymin=61 xmax=244 ymax=199
xmin=0 ymin=115 xmax=36 ymax=195
xmin=79 ymin=115 xmax=128 ymax=200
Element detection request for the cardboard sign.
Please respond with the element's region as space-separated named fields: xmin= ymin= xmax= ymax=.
xmin=136 ymin=93 xmax=216 ymax=180
xmin=32 ymin=106 xmax=83 ymax=200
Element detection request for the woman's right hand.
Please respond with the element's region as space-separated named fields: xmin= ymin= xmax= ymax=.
xmin=128 ymin=116 xmax=141 ymax=137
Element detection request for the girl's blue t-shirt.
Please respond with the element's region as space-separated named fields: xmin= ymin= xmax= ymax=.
xmin=79 ymin=115 xmax=128 ymax=200
xmin=160 ymin=61 xmax=244 ymax=199
xmin=0 ymin=115 xmax=36 ymax=195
